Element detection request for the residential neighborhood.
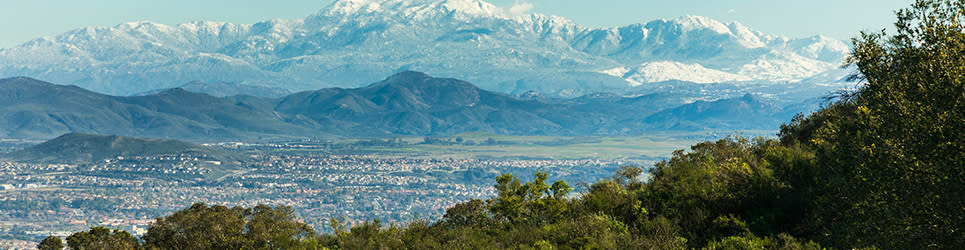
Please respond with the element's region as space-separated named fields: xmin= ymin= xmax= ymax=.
xmin=0 ymin=145 xmax=631 ymax=243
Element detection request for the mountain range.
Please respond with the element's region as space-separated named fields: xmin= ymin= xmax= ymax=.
xmin=0 ymin=0 xmax=850 ymax=97
xmin=0 ymin=71 xmax=812 ymax=140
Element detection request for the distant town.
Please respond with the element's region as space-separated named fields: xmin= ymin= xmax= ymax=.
xmin=0 ymin=139 xmax=646 ymax=244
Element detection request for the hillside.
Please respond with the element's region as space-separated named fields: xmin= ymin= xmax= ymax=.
xmin=274 ymin=71 xmax=574 ymax=135
xmin=1 ymin=133 xmax=244 ymax=164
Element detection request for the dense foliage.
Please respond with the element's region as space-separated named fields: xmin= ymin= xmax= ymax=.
xmin=65 ymin=227 xmax=138 ymax=250
xmin=801 ymin=0 xmax=965 ymax=247
xmin=37 ymin=235 xmax=63 ymax=250
xmin=48 ymin=0 xmax=962 ymax=249
xmin=140 ymin=203 xmax=318 ymax=250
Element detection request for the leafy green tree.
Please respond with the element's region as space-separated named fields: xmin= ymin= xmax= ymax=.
xmin=142 ymin=203 xmax=316 ymax=250
xmin=65 ymin=227 xmax=138 ymax=250
xmin=246 ymin=204 xmax=317 ymax=249
xmin=702 ymin=234 xmax=774 ymax=250
xmin=613 ymin=165 xmax=645 ymax=190
xmin=702 ymin=233 xmax=821 ymax=250
xmin=439 ymin=198 xmax=491 ymax=228
xmin=632 ymin=215 xmax=689 ymax=249
xmin=488 ymin=172 xmax=571 ymax=226
xmin=757 ymin=141 xmax=819 ymax=236
xmin=539 ymin=213 xmax=630 ymax=249
xmin=38 ymin=235 xmax=63 ymax=250
xmin=490 ymin=173 xmax=527 ymax=223
xmin=334 ymin=219 xmax=405 ymax=249
xmin=398 ymin=220 xmax=445 ymax=249
xmin=785 ymin=0 xmax=965 ymax=247
xmin=642 ymin=138 xmax=788 ymax=246
xmin=143 ymin=203 xmax=247 ymax=249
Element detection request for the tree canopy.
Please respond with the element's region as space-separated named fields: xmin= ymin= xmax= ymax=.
xmin=141 ymin=203 xmax=317 ymax=250
xmin=783 ymin=0 xmax=965 ymax=247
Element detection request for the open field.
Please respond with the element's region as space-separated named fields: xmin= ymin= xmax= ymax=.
xmin=306 ymin=131 xmax=779 ymax=162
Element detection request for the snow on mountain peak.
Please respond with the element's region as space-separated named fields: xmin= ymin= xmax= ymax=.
xmin=669 ymin=15 xmax=731 ymax=34
xmin=725 ymin=21 xmax=766 ymax=48
xmin=320 ymin=0 xmax=504 ymax=19
xmin=602 ymin=61 xmax=753 ymax=86
xmin=0 ymin=0 xmax=851 ymax=96
xmin=114 ymin=21 xmax=174 ymax=33
xmin=657 ymin=15 xmax=768 ymax=48
xmin=440 ymin=0 xmax=502 ymax=16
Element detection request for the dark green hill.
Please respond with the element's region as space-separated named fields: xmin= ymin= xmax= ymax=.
xmin=0 ymin=77 xmax=314 ymax=140
xmin=1 ymin=133 xmax=244 ymax=164
xmin=0 ymin=73 xmax=805 ymax=140
xmin=274 ymin=71 xmax=582 ymax=135
xmin=120 ymin=88 xmax=317 ymax=139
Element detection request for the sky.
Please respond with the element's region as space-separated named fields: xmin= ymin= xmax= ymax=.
xmin=0 ymin=0 xmax=913 ymax=48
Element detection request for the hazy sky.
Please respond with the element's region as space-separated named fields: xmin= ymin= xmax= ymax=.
xmin=0 ymin=0 xmax=912 ymax=48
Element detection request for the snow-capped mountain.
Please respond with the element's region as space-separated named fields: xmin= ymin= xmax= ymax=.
xmin=602 ymin=62 xmax=753 ymax=86
xmin=0 ymin=0 xmax=850 ymax=96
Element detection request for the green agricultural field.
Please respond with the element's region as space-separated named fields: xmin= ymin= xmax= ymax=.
xmin=335 ymin=132 xmax=731 ymax=161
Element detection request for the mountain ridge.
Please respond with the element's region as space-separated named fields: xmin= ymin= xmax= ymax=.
xmin=135 ymin=81 xmax=292 ymax=98
xmin=0 ymin=0 xmax=849 ymax=96
xmin=0 ymin=72 xmax=825 ymax=140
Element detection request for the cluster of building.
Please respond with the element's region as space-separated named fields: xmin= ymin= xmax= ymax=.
xmin=0 ymin=149 xmax=630 ymax=243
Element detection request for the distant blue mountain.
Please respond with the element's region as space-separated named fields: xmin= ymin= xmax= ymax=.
xmin=0 ymin=72 xmax=823 ymax=140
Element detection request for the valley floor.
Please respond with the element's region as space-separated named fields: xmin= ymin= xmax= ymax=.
xmin=0 ymin=133 xmax=710 ymax=242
